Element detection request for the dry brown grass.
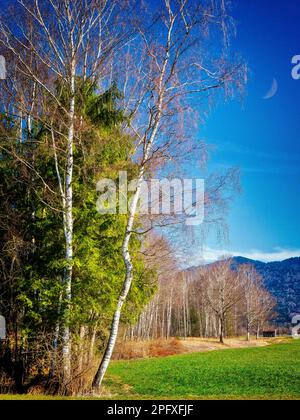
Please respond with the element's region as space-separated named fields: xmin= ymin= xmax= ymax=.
xmin=112 ymin=336 xmax=288 ymax=361
xmin=113 ymin=338 xmax=185 ymax=360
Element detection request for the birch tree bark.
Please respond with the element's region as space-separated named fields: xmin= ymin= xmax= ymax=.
xmin=62 ymin=39 xmax=76 ymax=380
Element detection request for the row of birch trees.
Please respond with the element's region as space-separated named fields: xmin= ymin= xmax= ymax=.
xmin=130 ymin=259 xmax=276 ymax=343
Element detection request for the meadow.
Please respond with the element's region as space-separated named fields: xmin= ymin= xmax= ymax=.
xmin=106 ymin=339 xmax=300 ymax=400
xmin=0 ymin=339 xmax=299 ymax=400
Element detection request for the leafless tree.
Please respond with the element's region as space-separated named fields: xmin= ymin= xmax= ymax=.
xmin=239 ymin=265 xmax=263 ymax=341
xmin=92 ymin=0 xmax=247 ymax=390
xmin=201 ymin=259 xmax=243 ymax=343
xmin=254 ymin=288 xmax=277 ymax=339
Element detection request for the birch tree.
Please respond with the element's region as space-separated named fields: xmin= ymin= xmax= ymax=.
xmin=0 ymin=0 xmax=126 ymax=382
xmin=93 ymin=0 xmax=246 ymax=390
xmin=238 ymin=264 xmax=277 ymax=341
xmin=239 ymin=264 xmax=264 ymax=341
xmin=201 ymin=259 xmax=242 ymax=343
xmin=254 ymin=287 xmax=276 ymax=339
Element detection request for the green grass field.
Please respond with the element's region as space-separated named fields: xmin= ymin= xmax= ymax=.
xmin=105 ymin=339 xmax=300 ymax=400
xmin=0 ymin=340 xmax=299 ymax=400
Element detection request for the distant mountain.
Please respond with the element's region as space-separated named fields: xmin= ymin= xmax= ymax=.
xmin=231 ymin=256 xmax=300 ymax=324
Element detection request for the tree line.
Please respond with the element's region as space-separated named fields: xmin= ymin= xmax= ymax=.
xmin=129 ymin=257 xmax=276 ymax=343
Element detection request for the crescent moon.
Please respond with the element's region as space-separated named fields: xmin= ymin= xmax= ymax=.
xmin=263 ymin=78 xmax=278 ymax=100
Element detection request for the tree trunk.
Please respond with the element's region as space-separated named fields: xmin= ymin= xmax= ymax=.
xmin=92 ymin=172 xmax=145 ymax=391
xmin=62 ymin=54 xmax=76 ymax=381
xmin=78 ymin=326 xmax=86 ymax=373
xmin=51 ymin=291 xmax=62 ymax=377
xmin=88 ymin=326 xmax=97 ymax=365
xmin=246 ymin=320 xmax=250 ymax=341
xmin=256 ymin=326 xmax=260 ymax=340
xmin=220 ymin=317 xmax=225 ymax=344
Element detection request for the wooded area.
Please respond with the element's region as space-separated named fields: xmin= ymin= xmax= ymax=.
xmin=129 ymin=257 xmax=276 ymax=343
xmin=0 ymin=0 xmax=271 ymax=397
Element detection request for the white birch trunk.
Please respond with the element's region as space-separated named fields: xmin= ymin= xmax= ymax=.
xmin=62 ymin=52 xmax=76 ymax=380
xmin=246 ymin=320 xmax=250 ymax=342
xmin=92 ymin=170 xmax=145 ymax=390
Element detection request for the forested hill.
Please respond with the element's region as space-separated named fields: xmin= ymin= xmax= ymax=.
xmin=231 ymin=257 xmax=300 ymax=324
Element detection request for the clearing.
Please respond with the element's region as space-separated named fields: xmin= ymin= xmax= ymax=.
xmin=105 ymin=339 xmax=300 ymax=400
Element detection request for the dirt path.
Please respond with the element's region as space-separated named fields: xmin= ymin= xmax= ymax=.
xmin=179 ymin=337 xmax=285 ymax=353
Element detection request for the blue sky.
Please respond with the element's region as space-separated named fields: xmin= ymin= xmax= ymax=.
xmin=1 ymin=0 xmax=298 ymax=264
xmin=188 ymin=0 xmax=300 ymax=264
